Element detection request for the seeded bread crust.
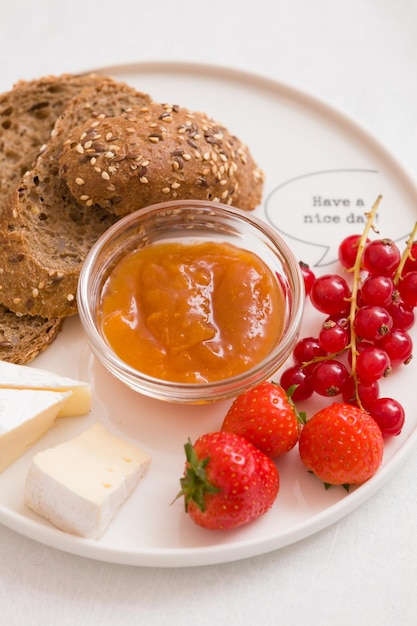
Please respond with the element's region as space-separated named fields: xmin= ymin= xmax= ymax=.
xmin=59 ymin=101 xmax=264 ymax=217
xmin=0 ymin=305 xmax=63 ymax=364
xmin=0 ymin=80 xmax=152 ymax=319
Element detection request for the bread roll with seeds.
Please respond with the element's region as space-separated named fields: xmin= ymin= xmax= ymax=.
xmin=0 ymin=80 xmax=152 ymax=319
xmin=59 ymin=101 xmax=264 ymax=216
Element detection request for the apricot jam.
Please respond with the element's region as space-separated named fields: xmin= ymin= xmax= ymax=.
xmin=99 ymin=241 xmax=286 ymax=383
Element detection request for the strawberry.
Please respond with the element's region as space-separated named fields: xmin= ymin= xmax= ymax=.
xmin=176 ymin=431 xmax=279 ymax=530
xmin=299 ymin=402 xmax=384 ymax=488
xmin=220 ymin=381 xmax=304 ymax=458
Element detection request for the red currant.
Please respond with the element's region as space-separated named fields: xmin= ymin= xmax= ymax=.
xmin=362 ymin=238 xmax=401 ymax=277
xmin=325 ymin=313 xmax=350 ymax=330
xmin=353 ymin=305 xmax=393 ymax=341
xmin=311 ymin=359 xmax=349 ymax=396
xmin=377 ymin=328 xmax=413 ymax=366
xmin=279 ymin=364 xmax=314 ymax=402
xmin=369 ymin=397 xmax=405 ymax=437
xmin=388 ymin=300 xmax=415 ymax=331
xmin=398 ymin=271 xmax=417 ymax=308
xmin=342 ymin=377 xmax=379 ymax=410
xmin=356 ymin=346 xmax=392 ymax=384
xmin=293 ymin=337 xmax=326 ymax=366
xmin=299 ymin=261 xmax=316 ymax=295
xmin=318 ymin=319 xmax=349 ymax=353
xmin=338 ymin=234 xmax=369 ymax=270
xmin=360 ymin=275 xmax=395 ymax=307
xmin=347 ymin=340 xmax=371 ymax=367
xmin=401 ymin=241 xmax=417 ymax=274
xmin=310 ymin=274 xmax=351 ymax=315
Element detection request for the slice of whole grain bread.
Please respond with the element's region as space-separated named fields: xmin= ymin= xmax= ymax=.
xmin=0 ymin=304 xmax=63 ymax=364
xmin=0 ymin=73 xmax=117 ymax=362
xmin=0 ymin=78 xmax=152 ymax=319
xmin=0 ymin=73 xmax=111 ymax=215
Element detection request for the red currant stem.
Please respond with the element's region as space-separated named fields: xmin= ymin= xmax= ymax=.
xmin=348 ymin=195 xmax=383 ymax=410
xmin=393 ymin=221 xmax=417 ymax=285
xmin=301 ymin=196 xmax=383 ymax=409
xmin=301 ymin=350 xmax=347 ymax=368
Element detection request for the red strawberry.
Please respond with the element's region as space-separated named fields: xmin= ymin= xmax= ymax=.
xmin=176 ymin=431 xmax=279 ymax=530
xmin=299 ymin=402 xmax=384 ymax=488
xmin=221 ymin=381 xmax=304 ymax=458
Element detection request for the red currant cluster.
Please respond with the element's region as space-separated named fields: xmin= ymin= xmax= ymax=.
xmin=280 ymin=197 xmax=416 ymax=438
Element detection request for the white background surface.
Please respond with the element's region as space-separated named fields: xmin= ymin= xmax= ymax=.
xmin=1 ymin=1 xmax=417 ymax=624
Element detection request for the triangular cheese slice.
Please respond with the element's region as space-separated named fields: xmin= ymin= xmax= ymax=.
xmin=0 ymin=360 xmax=91 ymax=417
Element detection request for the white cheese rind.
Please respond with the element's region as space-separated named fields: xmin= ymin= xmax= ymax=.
xmin=0 ymin=360 xmax=91 ymax=416
xmin=25 ymin=423 xmax=152 ymax=539
xmin=0 ymin=389 xmax=72 ymax=472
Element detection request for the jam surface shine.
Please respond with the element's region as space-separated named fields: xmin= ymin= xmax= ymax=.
xmin=99 ymin=241 xmax=286 ymax=383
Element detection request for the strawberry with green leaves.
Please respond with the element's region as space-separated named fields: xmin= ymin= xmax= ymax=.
xmin=220 ymin=381 xmax=305 ymax=458
xmin=176 ymin=431 xmax=279 ymax=530
xmin=299 ymin=402 xmax=384 ymax=488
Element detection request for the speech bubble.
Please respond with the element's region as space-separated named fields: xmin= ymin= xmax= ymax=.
xmin=264 ymin=169 xmax=413 ymax=267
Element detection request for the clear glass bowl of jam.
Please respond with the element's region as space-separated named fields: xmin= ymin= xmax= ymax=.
xmin=78 ymin=200 xmax=305 ymax=403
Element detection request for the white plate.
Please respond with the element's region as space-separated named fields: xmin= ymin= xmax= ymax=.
xmin=1 ymin=61 xmax=417 ymax=568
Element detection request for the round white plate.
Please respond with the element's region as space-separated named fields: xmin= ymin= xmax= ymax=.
xmin=1 ymin=61 xmax=417 ymax=568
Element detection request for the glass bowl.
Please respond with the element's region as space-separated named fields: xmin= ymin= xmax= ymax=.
xmin=77 ymin=200 xmax=305 ymax=403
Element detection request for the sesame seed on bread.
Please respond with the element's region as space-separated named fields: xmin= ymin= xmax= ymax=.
xmin=59 ymin=101 xmax=265 ymax=217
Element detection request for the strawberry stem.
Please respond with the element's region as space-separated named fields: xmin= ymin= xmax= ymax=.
xmin=173 ymin=438 xmax=220 ymax=512
xmin=284 ymin=384 xmax=307 ymax=424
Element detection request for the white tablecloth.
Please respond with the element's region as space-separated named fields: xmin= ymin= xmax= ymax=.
xmin=1 ymin=1 xmax=417 ymax=624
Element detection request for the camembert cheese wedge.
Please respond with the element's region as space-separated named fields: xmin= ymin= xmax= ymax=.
xmin=0 ymin=388 xmax=72 ymax=472
xmin=25 ymin=423 xmax=152 ymax=539
xmin=0 ymin=360 xmax=91 ymax=417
